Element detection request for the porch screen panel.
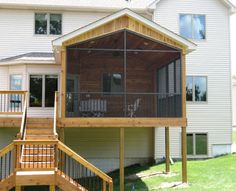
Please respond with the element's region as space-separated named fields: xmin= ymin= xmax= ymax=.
xmin=157 ymin=58 xmax=182 ymax=117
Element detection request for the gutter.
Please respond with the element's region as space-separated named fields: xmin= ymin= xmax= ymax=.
xmin=0 ymin=3 xmax=151 ymax=14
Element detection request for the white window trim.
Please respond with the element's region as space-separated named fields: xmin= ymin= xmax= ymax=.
xmin=186 ymin=75 xmax=208 ymax=103
xmin=29 ymin=74 xmax=59 ymax=108
xmin=34 ymin=12 xmax=63 ymax=36
xmin=9 ymin=74 xmax=23 ymax=90
xmin=187 ymin=132 xmax=208 ymax=157
xmin=179 ymin=13 xmax=206 ymax=41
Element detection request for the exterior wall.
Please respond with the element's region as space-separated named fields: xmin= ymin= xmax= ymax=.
xmin=0 ymin=9 xmax=109 ymax=60
xmin=232 ymin=82 xmax=236 ymax=127
xmin=154 ymin=0 xmax=232 ymax=158
xmin=0 ymin=64 xmax=61 ymax=118
xmin=65 ymin=128 xmax=154 ymax=172
xmin=0 ymin=128 xmax=18 ymax=149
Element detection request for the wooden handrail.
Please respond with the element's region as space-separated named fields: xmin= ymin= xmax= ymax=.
xmin=0 ymin=90 xmax=27 ymax=94
xmin=58 ymin=141 xmax=113 ymax=183
xmin=19 ymin=92 xmax=28 ymax=139
xmin=53 ymin=92 xmax=58 ymax=138
xmin=0 ymin=140 xmax=113 ymax=190
xmin=0 ymin=142 xmax=14 ymax=157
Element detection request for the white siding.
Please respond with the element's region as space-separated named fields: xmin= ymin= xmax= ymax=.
xmin=232 ymin=83 xmax=236 ymax=127
xmin=0 ymin=66 xmax=9 ymax=89
xmin=154 ymin=0 xmax=232 ymax=158
xmin=0 ymin=64 xmax=61 ymax=118
xmin=0 ymin=128 xmax=18 ymax=149
xmin=65 ymin=128 xmax=154 ymax=172
xmin=0 ymin=9 xmax=109 ymax=60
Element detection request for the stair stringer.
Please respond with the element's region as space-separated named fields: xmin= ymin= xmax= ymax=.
xmin=55 ymin=171 xmax=87 ymax=191
xmin=0 ymin=174 xmax=15 ymax=191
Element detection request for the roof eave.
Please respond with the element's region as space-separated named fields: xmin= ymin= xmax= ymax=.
xmin=52 ymin=9 xmax=196 ymax=53
xmin=0 ymin=59 xmax=56 ymax=66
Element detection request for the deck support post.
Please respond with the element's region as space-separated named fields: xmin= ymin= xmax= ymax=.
xmin=120 ymin=127 xmax=125 ymax=191
xmin=49 ymin=185 xmax=56 ymax=191
xmin=181 ymin=126 xmax=187 ymax=183
xmin=165 ymin=126 xmax=170 ymax=173
xmin=15 ymin=186 xmax=21 ymax=191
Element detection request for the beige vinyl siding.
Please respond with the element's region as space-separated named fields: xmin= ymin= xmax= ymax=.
xmin=65 ymin=128 xmax=154 ymax=172
xmin=154 ymin=0 xmax=232 ymax=158
xmin=0 ymin=9 xmax=108 ymax=60
xmin=0 ymin=64 xmax=61 ymax=118
xmin=0 ymin=66 xmax=9 ymax=90
xmin=0 ymin=128 xmax=18 ymax=149
xmin=232 ymin=83 xmax=236 ymax=127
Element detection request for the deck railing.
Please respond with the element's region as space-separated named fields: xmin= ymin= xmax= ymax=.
xmin=66 ymin=92 xmax=182 ymax=118
xmin=53 ymin=92 xmax=59 ymax=138
xmin=0 ymin=140 xmax=113 ymax=191
xmin=0 ymin=143 xmax=14 ymax=182
xmin=58 ymin=141 xmax=113 ymax=191
xmin=0 ymin=90 xmax=27 ymax=115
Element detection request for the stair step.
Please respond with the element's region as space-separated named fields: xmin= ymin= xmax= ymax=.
xmin=25 ymin=135 xmax=55 ymax=140
xmin=26 ymin=129 xmax=53 ymax=135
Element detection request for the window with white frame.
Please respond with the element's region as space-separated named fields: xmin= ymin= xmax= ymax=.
xmin=10 ymin=75 xmax=22 ymax=90
xmin=10 ymin=75 xmax=23 ymax=107
xmin=180 ymin=14 xmax=206 ymax=40
xmin=29 ymin=75 xmax=58 ymax=107
xmin=187 ymin=133 xmax=208 ymax=156
xmin=186 ymin=76 xmax=207 ymax=102
xmin=35 ymin=13 xmax=62 ymax=35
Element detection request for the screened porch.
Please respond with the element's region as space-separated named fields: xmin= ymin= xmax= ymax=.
xmin=65 ymin=30 xmax=182 ymax=118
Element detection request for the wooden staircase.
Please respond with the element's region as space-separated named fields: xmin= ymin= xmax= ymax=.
xmin=0 ymin=92 xmax=113 ymax=191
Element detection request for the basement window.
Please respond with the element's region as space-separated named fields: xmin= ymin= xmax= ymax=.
xmin=187 ymin=133 xmax=208 ymax=156
xmin=29 ymin=75 xmax=58 ymax=107
xmin=35 ymin=13 xmax=62 ymax=35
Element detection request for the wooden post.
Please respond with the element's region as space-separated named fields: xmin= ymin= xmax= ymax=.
xmin=165 ymin=127 xmax=170 ymax=173
xmin=49 ymin=185 xmax=56 ymax=191
xmin=120 ymin=128 xmax=124 ymax=191
xmin=103 ymin=180 xmax=107 ymax=191
xmin=15 ymin=186 xmax=21 ymax=191
xmin=61 ymin=47 xmax=66 ymax=118
xmin=181 ymin=126 xmax=187 ymax=183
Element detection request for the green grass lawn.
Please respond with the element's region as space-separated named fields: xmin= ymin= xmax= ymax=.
xmin=110 ymin=154 xmax=236 ymax=191
xmin=233 ymin=131 xmax=236 ymax=143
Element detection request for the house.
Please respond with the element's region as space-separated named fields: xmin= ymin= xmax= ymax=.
xmin=232 ymin=80 xmax=236 ymax=128
xmin=0 ymin=0 xmax=235 ymax=190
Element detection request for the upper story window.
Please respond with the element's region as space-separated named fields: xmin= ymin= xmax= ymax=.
xmin=186 ymin=76 xmax=207 ymax=102
xmin=180 ymin=14 xmax=206 ymax=40
xmin=35 ymin=13 xmax=62 ymax=35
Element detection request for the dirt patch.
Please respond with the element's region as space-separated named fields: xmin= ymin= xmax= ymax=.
xmin=153 ymin=182 xmax=189 ymax=190
xmin=125 ymin=171 xmax=178 ymax=180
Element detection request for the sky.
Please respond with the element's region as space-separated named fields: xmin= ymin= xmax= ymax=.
xmin=230 ymin=0 xmax=236 ymax=75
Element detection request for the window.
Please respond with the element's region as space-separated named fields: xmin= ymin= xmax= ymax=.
xmin=180 ymin=14 xmax=206 ymax=40
xmin=186 ymin=76 xmax=207 ymax=102
xmin=103 ymin=73 xmax=123 ymax=94
xmin=187 ymin=133 xmax=208 ymax=156
xmin=10 ymin=75 xmax=23 ymax=107
xmin=10 ymin=75 xmax=22 ymax=90
xmin=35 ymin=13 xmax=62 ymax=35
xmin=30 ymin=75 xmax=58 ymax=107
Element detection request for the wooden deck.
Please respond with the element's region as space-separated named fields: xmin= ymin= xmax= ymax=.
xmin=0 ymin=117 xmax=187 ymax=128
